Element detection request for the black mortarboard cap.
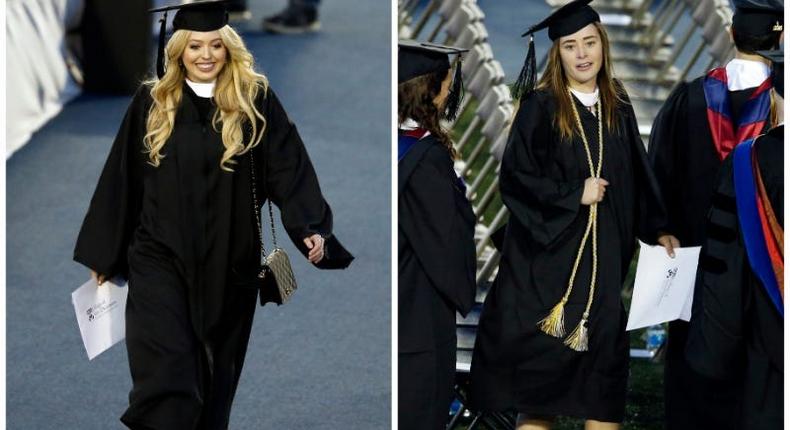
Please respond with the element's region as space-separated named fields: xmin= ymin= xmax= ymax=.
xmin=149 ymin=1 xmax=230 ymax=79
xmin=398 ymin=40 xmax=469 ymax=120
xmin=399 ymin=40 xmax=468 ymax=83
xmin=756 ymin=50 xmax=784 ymax=97
xmin=732 ymin=0 xmax=783 ymax=37
xmin=513 ymin=0 xmax=601 ymax=100
xmin=522 ymin=0 xmax=601 ymax=41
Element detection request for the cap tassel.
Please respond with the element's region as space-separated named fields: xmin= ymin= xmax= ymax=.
xmin=512 ymin=35 xmax=537 ymax=101
xmin=156 ymin=11 xmax=168 ymax=79
xmin=444 ymin=58 xmax=464 ymax=121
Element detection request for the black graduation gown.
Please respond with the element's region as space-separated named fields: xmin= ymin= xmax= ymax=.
xmin=685 ymin=126 xmax=783 ymax=430
xmin=74 ymin=82 xmax=352 ymax=429
xmin=398 ymin=134 xmax=477 ymax=430
xmin=469 ymin=89 xmax=666 ymax=422
xmin=648 ymin=77 xmax=769 ymax=430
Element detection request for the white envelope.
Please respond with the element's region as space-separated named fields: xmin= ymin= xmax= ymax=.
xmin=72 ymin=278 xmax=128 ymax=360
xmin=626 ymin=241 xmax=701 ymax=331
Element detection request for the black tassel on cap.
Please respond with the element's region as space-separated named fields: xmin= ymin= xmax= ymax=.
xmin=156 ymin=11 xmax=168 ymax=79
xmin=444 ymin=58 xmax=464 ymax=121
xmin=512 ymin=34 xmax=536 ymax=102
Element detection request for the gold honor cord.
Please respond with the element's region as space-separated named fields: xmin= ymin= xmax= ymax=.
xmin=536 ymin=91 xmax=603 ymax=352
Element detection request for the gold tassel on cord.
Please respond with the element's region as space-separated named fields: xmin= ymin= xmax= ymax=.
xmin=564 ymin=315 xmax=590 ymax=351
xmin=537 ymin=198 xmax=595 ymax=339
xmin=535 ymin=93 xmax=603 ymax=352
xmin=537 ymin=299 xmax=567 ymax=338
xmin=565 ymin=205 xmax=599 ymax=352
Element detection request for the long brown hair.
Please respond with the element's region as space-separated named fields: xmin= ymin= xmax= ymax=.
xmin=398 ymin=70 xmax=457 ymax=159
xmin=536 ymin=22 xmax=627 ymax=142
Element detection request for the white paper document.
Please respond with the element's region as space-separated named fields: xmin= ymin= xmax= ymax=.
xmin=626 ymin=241 xmax=702 ymax=331
xmin=72 ymin=278 xmax=128 ymax=360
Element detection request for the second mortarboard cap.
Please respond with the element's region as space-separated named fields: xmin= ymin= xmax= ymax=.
xmin=149 ymin=1 xmax=230 ymax=79
xmin=514 ymin=0 xmax=601 ymax=100
xmin=732 ymin=0 xmax=783 ymax=38
xmin=398 ymin=40 xmax=469 ymax=120
xmin=398 ymin=40 xmax=468 ymax=83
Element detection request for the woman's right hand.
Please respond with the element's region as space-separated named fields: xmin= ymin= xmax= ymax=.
xmin=581 ymin=177 xmax=609 ymax=205
xmin=90 ymin=270 xmax=107 ymax=286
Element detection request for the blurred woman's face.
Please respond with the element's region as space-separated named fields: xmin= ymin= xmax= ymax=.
xmin=432 ymin=69 xmax=453 ymax=109
xmin=558 ymin=23 xmax=603 ymax=91
xmin=181 ymin=30 xmax=227 ymax=83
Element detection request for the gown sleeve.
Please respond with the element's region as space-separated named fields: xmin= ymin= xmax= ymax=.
xmin=257 ymin=86 xmax=353 ymax=270
xmin=398 ymin=142 xmax=477 ymax=315
xmin=499 ymin=92 xmax=585 ymax=248
xmin=647 ymin=82 xmax=689 ymax=238
xmin=73 ymin=85 xmax=148 ymax=280
xmin=620 ymin=88 xmax=669 ymax=243
xmin=684 ymin=155 xmax=747 ymax=379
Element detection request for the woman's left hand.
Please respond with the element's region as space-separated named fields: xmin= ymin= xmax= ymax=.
xmin=303 ymin=234 xmax=325 ymax=264
xmin=657 ymin=234 xmax=681 ymax=258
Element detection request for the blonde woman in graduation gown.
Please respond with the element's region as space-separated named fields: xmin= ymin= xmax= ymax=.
xmin=74 ymin=2 xmax=352 ymax=428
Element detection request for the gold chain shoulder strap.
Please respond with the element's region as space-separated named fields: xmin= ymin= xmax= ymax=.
xmin=249 ymin=149 xmax=279 ymax=260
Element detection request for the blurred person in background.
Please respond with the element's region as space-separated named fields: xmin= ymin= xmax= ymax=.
xmin=648 ymin=1 xmax=782 ymax=428
xmin=262 ymin=0 xmax=321 ymax=34
xmin=685 ymin=48 xmax=784 ymax=430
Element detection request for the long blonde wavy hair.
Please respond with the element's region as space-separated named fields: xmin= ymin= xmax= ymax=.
xmin=144 ymin=26 xmax=268 ymax=171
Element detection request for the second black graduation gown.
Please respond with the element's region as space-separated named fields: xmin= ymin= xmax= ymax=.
xmin=398 ymin=134 xmax=477 ymax=430
xmin=74 ymin=82 xmax=352 ymax=429
xmin=648 ymin=77 xmax=770 ymax=430
xmin=685 ymin=126 xmax=784 ymax=430
xmin=469 ymin=89 xmax=665 ymax=422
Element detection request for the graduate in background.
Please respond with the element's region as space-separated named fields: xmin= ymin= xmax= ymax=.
xmin=398 ymin=40 xmax=477 ymax=430
xmin=685 ymin=49 xmax=784 ymax=430
xmin=262 ymin=0 xmax=321 ymax=34
xmin=469 ymin=1 xmax=671 ymax=428
xmin=74 ymin=2 xmax=352 ymax=428
xmin=647 ymin=1 xmax=782 ymax=428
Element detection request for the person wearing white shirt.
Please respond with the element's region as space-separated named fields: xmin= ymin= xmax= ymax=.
xmin=647 ymin=1 xmax=783 ymax=428
xmin=686 ymin=47 xmax=784 ymax=430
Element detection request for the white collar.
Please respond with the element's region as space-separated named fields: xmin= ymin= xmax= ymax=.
xmin=185 ymin=78 xmax=216 ymax=98
xmin=725 ymin=59 xmax=771 ymax=91
xmin=399 ymin=118 xmax=420 ymax=130
xmin=398 ymin=118 xmax=431 ymax=138
xmin=569 ymin=86 xmax=600 ymax=107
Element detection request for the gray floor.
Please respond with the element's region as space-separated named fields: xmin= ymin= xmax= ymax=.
xmin=6 ymin=1 xmax=390 ymax=428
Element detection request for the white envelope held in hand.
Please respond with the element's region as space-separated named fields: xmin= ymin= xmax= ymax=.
xmin=72 ymin=278 xmax=128 ymax=360
xmin=626 ymin=241 xmax=702 ymax=331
